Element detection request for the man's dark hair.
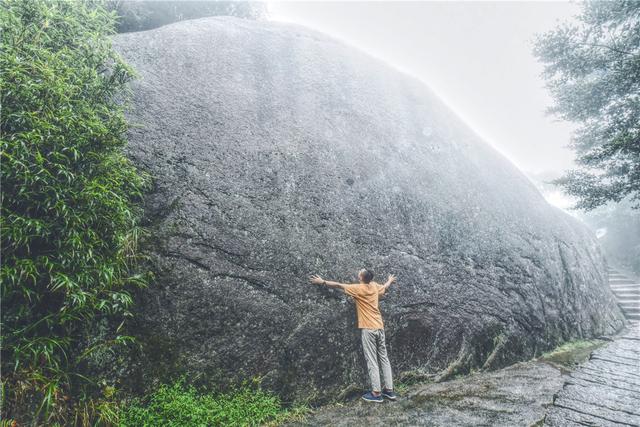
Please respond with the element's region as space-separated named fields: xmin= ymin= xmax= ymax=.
xmin=361 ymin=269 xmax=374 ymax=284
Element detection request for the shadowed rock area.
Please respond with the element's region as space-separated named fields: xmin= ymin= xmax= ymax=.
xmin=113 ymin=17 xmax=625 ymax=401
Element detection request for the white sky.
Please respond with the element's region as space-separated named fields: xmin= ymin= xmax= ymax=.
xmin=267 ymin=0 xmax=581 ymax=183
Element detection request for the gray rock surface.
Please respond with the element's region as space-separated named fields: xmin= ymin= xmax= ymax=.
xmin=287 ymin=361 xmax=565 ymax=426
xmin=288 ymin=324 xmax=640 ymax=426
xmin=113 ymin=17 xmax=625 ymax=401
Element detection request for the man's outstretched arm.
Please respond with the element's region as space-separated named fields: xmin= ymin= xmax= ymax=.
xmin=309 ymin=274 xmax=351 ymax=290
xmin=379 ymin=274 xmax=397 ymax=295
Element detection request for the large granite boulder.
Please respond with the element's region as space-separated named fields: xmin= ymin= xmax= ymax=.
xmin=113 ymin=17 xmax=625 ymax=402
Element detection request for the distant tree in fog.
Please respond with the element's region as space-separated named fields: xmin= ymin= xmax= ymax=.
xmin=107 ymin=1 xmax=266 ymax=33
xmin=579 ymin=200 xmax=640 ymax=275
xmin=534 ymin=1 xmax=639 ymax=211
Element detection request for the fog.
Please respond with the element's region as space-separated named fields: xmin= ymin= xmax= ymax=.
xmin=268 ymin=1 xmax=581 ymax=208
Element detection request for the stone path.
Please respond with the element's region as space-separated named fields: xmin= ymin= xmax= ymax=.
xmin=608 ymin=268 xmax=640 ymax=321
xmin=288 ymin=360 xmax=566 ymax=426
xmin=544 ymin=321 xmax=640 ymax=426
xmin=287 ymin=268 xmax=640 ymax=426
xmin=288 ymin=324 xmax=639 ymax=427
xmin=544 ymin=268 xmax=640 ymax=426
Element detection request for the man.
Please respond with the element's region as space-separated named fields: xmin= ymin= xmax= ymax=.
xmin=309 ymin=269 xmax=398 ymax=403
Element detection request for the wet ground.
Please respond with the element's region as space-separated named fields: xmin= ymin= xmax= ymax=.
xmin=544 ymin=322 xmax=640 ymax=427
xmin=285 ymin=268 xmax=640 ymax=426
xmin=287 ymin=360 xmax=563 ymax=426
xmin=607 ymin=268 xmax=640 ymax=321
xmin=286 ymin=323 xmax=639 ymax=426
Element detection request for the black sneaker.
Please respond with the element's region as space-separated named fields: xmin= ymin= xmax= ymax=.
xmin=382 ymin=389 xmax=398 ymax=401
xmin=362 ymin=391 xmax=384 ymax=403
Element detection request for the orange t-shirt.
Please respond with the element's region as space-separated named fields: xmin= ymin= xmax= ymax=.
xmin=343 ymin=282 xmax=387 ymax=329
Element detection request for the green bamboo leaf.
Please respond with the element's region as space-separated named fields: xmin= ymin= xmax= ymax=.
xmin=1 ymin=0 xmax=151 ymax=423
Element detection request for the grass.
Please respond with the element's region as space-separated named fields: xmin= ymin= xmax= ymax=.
xmin=394 ymin=382 xmax=411 ymax=396
xmin=537 ymin=339 xmax=606 ymax=367
xmin=118 ymin=379 xmax=307 ymax=427
xmin=384 ymin=338 xmax=607 ymax=399
xmin=395 ymin=375 xmax=433 ymax=396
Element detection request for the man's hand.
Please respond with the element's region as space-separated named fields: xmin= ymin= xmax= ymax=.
xmin=310 ymin=275 xmax=350 ymax=290
xmin=379 ymin=274 xmax=396 ymax=296
xmin=309 ymin=274 xmax=325 ymax=285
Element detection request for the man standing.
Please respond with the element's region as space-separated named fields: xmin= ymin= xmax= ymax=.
xmin=309 ymin=269 xmax=398 ymax=403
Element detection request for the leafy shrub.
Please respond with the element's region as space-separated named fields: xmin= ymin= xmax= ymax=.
xmin=0 ymin=0 xmax=150 ymax=423
xmin=119 ymin=379 xmax=304 ymax=427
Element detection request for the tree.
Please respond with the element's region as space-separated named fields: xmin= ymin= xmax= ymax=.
xmin=578 ymin=200 xmax=640 ymax=275
xmin=1 ymin=0 xmax=150 ymax=423
xmin=533 ymin=1 xmax=640 ymax=210
xmin=107 ymin=0 xmax=267 ymax=33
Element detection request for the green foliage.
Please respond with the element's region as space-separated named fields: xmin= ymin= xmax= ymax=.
xmin=107 ymin=0 xmax=266 ymax=33
xmin=0 ymin=0 xmax=151 ymax=423
xmin=537 ymin=339 xmax=605 ymax=367
xmin=534 ymin=1 xmax=640 ymax=210
xmin=119 ymin=379 xmax=306 ymax=427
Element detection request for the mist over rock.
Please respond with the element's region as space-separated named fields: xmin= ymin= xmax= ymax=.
xmin=113 ymin=17 xmax=624 ymax=401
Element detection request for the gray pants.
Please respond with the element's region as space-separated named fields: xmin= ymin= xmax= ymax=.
xmin=361 ymin=328 xmax=394 ymax=392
